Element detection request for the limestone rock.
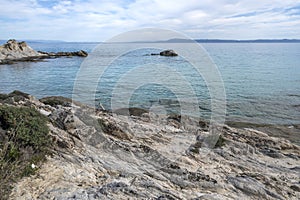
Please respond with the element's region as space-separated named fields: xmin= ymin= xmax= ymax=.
xmin=0 ymin=39 xmax=44 ymax=60
xmin=0 ymin=40 xmax=88 ymax=64
xmin=0 ymin=92 xmax=298 ymax=200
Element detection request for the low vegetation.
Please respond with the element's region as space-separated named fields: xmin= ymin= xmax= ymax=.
xmin=0 ymin=90 xmax=29 ymax=104
xmin=39 ymin=96 xmax=72 ymax=107
xmin=0 ymin=105 xmax=51 ymax=199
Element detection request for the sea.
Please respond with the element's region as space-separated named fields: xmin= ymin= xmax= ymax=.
xmin=0 ymin=42 xmax=299 ymax=143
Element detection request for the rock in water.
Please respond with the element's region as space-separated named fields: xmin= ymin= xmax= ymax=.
xmin=159 ymin=49 xmax=178 ymax=56
xmin=0 ymin=39 xmax=88 ymax=64
xmin=75 ymin=50 xmax=88 ymax=57
xmin=0 ymin=39 xmax=44 ymax=60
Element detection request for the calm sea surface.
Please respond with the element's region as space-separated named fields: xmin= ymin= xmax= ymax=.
xmin=0 ymin=42 xmax=299 ymax=128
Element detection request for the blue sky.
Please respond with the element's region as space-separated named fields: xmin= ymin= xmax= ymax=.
xmin=0 ymin=0 xmax=300 ymax=41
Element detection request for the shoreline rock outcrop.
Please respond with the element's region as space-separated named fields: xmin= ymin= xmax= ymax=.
xmin=37 ymin=50 xmax=88 ymax=58
xmin=0 ymin=39 xmax=88 ymax=65
xmin=0 ymin=39 xmax=45 ymax=63
xmin=0 ymin=91 xmax=299 ymax=199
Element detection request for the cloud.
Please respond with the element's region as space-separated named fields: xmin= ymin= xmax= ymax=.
xmin=0 ymin=0 xmax=299 ymax=41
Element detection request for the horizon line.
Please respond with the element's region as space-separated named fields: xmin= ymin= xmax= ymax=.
xmin=1 ymin=38 xmax=300 ymax=43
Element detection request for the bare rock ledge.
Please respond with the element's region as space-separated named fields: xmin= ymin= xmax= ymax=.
xmin=0 ymin=91 xmax=299 ymax=199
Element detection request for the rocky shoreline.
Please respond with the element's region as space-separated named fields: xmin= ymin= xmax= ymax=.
xmin=0 ymin=91 xmax=299 ymax=199
xmin=0 ymin=39 xmax=88 ymax=65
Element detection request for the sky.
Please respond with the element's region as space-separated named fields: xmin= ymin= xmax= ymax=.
xmin=0 ymin=0 xmax=300 ymax=41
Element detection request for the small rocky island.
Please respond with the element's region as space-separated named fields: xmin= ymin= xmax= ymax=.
xmin=0 ymin=91 xmax=299 ymax=199
xmin=151 ymin=49 xmax=178 ymax=56
xmin=0 ymin=39 xmax=88 ymax=64
xmin=159 ymin=49 xmax=178 ymax=56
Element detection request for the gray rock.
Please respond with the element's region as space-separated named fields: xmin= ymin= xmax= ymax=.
xmin=227 ymin=175 xmax=284 ymax=199
xmin=0 ymin=39 xmax=88 ymax=64
xmin=260 ymin=148 xmax=284 ymax=158
xmin=75 ymin=50 xmax=88 ymax=57
xmin=113 ymin=107 xmax=148 ymax=116
xmin=0 ymin=39 xmax=43 ymax=61
xmin=159 ymin=50 xmax=178 ymax=56
xmin=156 ymin=194 xmax=177 ymax=200
xmin=290 ymin=184 xmax=300 ymax=192
xmin=4 ymin=92 xmax=300 ymax=200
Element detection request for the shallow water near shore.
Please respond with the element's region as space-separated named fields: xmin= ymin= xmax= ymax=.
xmin=0 ymin=42 xmax=299 ymax=143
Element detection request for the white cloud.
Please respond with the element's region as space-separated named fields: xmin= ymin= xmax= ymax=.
xmin=0 ymin=0 xmax=299 ymax=41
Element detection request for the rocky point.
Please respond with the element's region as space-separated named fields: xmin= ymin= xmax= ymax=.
xmin=0 ymin=40 xmax=88 ymax=65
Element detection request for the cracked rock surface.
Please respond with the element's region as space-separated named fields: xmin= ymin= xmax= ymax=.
xmin=4 ymin=95 xmax=300 ymax=200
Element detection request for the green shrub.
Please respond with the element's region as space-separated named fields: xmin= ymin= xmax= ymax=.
xmin=0 ymin=93 xmax=8 ymax=100
xmin=0 ymin=90 xmax=30 ymax=104
xmin=4 ymin=143 xmax=20 ymax=162
xmin=0 ymin=105 xmax=51 ymax=199
xmin=0 ymin=105 xmax=49 ymax=151
xmin=8 ymin=90 xmax=29 ymax=98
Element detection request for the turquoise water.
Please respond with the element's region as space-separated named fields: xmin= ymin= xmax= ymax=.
xmin=0 ymin=42 xmax=299 ymax=126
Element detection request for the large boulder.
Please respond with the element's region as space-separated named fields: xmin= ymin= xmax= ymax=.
xmin=159 ymin=49 xmax=178 ymax=56
xmin=0 ymin=39 xmax=44 ymax=60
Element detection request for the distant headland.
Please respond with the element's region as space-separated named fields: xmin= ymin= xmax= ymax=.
xmin=130 ymin=38 xmax=300 ymax=43
xmin=2 ymin=38 xmax=300 ymax=44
